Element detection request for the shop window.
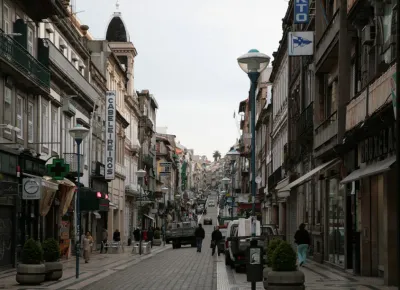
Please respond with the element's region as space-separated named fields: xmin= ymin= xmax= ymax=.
xmin=327 ymin=178 xmax=345 ymax=266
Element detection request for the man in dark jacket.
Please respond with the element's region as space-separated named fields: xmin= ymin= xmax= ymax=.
xmin=194 ymin=223 xmax=205 ymax=252
xmin=211 ymin=226 xmax=223 ymax=256
xmin=294 ymin=223 xmax=311 ymax=266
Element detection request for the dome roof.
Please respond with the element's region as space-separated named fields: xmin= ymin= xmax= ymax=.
xmin=105 ymin=10 xmax=130 ymax=42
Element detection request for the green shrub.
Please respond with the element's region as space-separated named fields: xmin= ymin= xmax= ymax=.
xmin=21 ymin=238 xmax=43 ymax=264
xmin=271 ymin=241 xmax=297 ymax=271
xmin=42 ymin=238 xmax=60 ymax=262
xmin=266 ymin=239 xmax=283 ymax=267
xmin=154 ymin=230 xmax=161 ymax=239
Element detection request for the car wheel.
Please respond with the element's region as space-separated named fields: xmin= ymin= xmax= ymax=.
xmin=225 ymin=252 xmax=231 ymax=266
xmin=235 ymin=265 xmax=241 ymax=273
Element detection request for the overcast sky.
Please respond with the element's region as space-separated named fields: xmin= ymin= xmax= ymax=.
xmin=76 ymin=0 xmax=289 ymax=160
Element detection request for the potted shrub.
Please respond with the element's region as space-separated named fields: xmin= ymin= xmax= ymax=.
xmin=266 ymin=241 xmax=305 ymax=289
xmin=263 ymin=239 xmax=283 ymax=288
xmin=16 ymin=238 xmax=45 ymax=285
xmin=42 ymin=238 xmax=63 ymax=281
xmin=153 ymin=229 xmax=162 ymax=246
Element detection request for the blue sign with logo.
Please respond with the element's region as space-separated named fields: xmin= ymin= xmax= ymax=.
xmin=294 ymin=0 xmax=309 ymax=24
xmin=288 ymin=32 xmax=314 ymax=56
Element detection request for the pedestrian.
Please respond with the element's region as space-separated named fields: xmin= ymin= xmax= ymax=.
xmin=113 ymin=229 xmax=121 ymax=242
xmin=211 ymin=226 xmax=223 ymax=256
xmin=147 ymin=226 xmax=154 ymax=248
xmin=83 ymin=231 xmax=93 ymax=263
xmin=100 ymin=228 xmax=108 ymax=253
xmin=194 ymin=223 xmax=205 ymax=252
xmin=133 ymin=227 xmax=141 ymax=242
xmin=294 ymin=223 xmax=310 ymax=266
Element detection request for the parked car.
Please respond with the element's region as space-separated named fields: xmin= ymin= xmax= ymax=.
xmin=208 ymin=201 xmax=215 ymax=207
xmin=204 ymin=217 xmax=212 ymax=225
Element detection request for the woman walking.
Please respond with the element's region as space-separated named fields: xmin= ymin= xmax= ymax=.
xmin=83 ymin=231 xmax=93 ymax=263
xmin=294 ymin=223 xmax=310 ymax=267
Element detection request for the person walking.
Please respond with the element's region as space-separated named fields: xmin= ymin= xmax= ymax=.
xmin=194 ymin=223 xmax=205 ymax=252
xmin=133 ymin=228 xmax=141 ymax=242
xmin=100 ymin=228 xmax=108 ymax=254
xmin=83 ymin=231 xmax=93 ymax=263
xmin=294 ymin=223 xmax=310 ymax=266
xmin=211 ymin=226 xmax=223 ymax=256
xmin=113 ymin=229 xmax=121 ymax=242
xmin=147 ymin=226 xmax=154 ymax=248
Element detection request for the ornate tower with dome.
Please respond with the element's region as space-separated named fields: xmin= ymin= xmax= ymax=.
xmin=105 ymin=1 xmax=137 ymax=96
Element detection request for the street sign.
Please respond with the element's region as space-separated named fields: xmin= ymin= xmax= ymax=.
xmin=0 ymin=181 xmax=18 ymax=196
xmin=23 ymin=178 xmax=42 ymax=200
xmin=46 ymin=159 xmax=70 ymax=180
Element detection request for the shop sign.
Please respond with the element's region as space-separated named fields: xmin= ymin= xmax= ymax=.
xmin=360 ymin=125 xmax=395 ymax=163
xmin=0 ymin=181 xmax=18 ymax=196
xmin=22 ymin=178 xmax=42 ymax=200
xmin=105 ymin=91 xmax=116 ymax=180
xmin=294 ymin=0 xmax=309 ymax=24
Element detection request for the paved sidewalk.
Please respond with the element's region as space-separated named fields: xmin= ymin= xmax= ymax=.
xmin=0 ymin=244 xmax=171 ymax=290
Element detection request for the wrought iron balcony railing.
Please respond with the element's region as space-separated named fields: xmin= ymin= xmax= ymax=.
xmin=63 ymin=153 xmax=84 ymax=175
xmin=0 ymin=31 xmax=50 ymax=91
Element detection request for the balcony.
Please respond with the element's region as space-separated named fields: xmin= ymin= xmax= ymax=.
xmin=48 ymin=40 xmax=101 ymax=106
xmin=268 ymin=166 xmax=282 ymax=190
xmin=0 ymin=32 xmax=50 ymax=94
xmin=297 ymin=103 xmax=314 ymax=138
xmin=314 ymin=111 xmax=338 ymax=150
xmin=140 ymin=115 xmax=153 ymax=133
xmin=143 ymin=155 xmax=154 ymax=169
xmin=346 ymin=90 xmax=367 ymax=131
xmin=63 ymin=153 xmax=84 ymax=176
xmin=315 ymin=9 xmax=340 ymax=71
xmin=15 ymin=0 xmax=69 ymax=22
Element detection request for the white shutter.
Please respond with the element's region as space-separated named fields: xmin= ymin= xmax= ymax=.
xmin=28 ymin=102 xmax=34 ymax=142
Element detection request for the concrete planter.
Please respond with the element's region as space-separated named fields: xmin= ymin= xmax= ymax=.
xmin=45 ymin=261 xmax=63 ymax=281
xmin=16 ymin=263 xmax=46 ymax=285
xmin=263 ymin=266 xmax=272 ymax=289
xmin=153 ymin=238 xmax=162 ymax=246
xmin=266 ymin=270 xmax=305 ymax=290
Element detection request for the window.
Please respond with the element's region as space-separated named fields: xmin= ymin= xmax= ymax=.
xmin=27 ymin=27 xmax=33 ymax=55
xmin=16 ymin=95 xmax=23 ymax=139
xmin=65 ymin=116 xmax=71 ymax=153
xmin=41 ymin=101 xmax=49 ymax=148
xmin=3 ymin=4 xmax=10 ymax=34
xmin=28 ymin=102 xmax=34 ymax=143
xmin=3 ymin=86 xmax=12 ymax=134
xmin=51 ymin=106 xmax=58 ymax=152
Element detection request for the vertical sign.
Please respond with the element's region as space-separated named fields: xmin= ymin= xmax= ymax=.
xmin=105 ymin=91 xmax=116 ymax=180
xmin=294 ymin=0 xmax=309 ymax=24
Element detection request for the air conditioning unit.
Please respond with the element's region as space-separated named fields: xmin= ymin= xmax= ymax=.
xmin=361 ymin=25 xmax=376 ymax=46
xmin=62 ymin=99 xmax=76 ymax=116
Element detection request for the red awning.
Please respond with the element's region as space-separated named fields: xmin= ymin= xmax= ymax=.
xmin=238 ymin=203 xmax=261 ymax=210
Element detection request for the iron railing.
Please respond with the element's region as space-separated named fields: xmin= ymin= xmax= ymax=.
xmin=63 ymin=153 xmax=84 ymax=174
xmin=0 ymin=31 xmax=50 ymax=90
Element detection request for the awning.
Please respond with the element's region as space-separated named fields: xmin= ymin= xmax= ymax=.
xmin=275 ymin=177 xmax=289 ymax=191
xmin=144 ymin=214 xmax=154 ymax=221
xmin=39 ymin=177 xmax=59 ymax=217
xmin=93 ymin=211 xmax=101 ymax=219
xmin=278 ymin=158 xmax=340 ymax=192
xmin=341 ymin=155 xmax=396 ymax=184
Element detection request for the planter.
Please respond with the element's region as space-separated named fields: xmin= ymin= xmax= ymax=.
xmin=45 ymin=261 xmax=63 ymax=281
xmin=16 ymin=263 xmax=46 ymax=285
xmin=153 ymin=238 xmax=162 ymax=246
xmin=266 ymin=270 xmax=305 ymax=290
xmin=263 ymin=266 xmax=272 ymax=289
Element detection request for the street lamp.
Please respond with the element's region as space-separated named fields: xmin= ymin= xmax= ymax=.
xmin=161 ymin=186 xmax=168 ymax=246
xmin=136 ymin=169 xmax=146 ymax=255
xmin=68 ymin=124 xmax=89 ymax=279
xmin=221 ymin=177 xmax=231 ymax=218
xmin=237 ymin=49 xmax=270 ymax=236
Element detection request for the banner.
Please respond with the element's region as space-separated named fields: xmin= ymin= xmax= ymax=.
xmin=105 ymin=91 xmax=116 ymax=180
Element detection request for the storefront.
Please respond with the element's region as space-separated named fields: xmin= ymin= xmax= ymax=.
xmin=341 ymin=121 xmax=396 ymax=282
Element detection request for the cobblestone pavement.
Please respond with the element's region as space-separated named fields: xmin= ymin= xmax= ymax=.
xmin=81 ymin=196 xmax=218 ymax=290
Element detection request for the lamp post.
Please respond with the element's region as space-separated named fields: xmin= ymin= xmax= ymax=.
xmin=136 ymin=169 xmax=146 ymax=255
xmin=221 ymin=177 xmax=230 ymax=218
xmin=68 ymin=124 xmax=89 ymax=279
xmin=161 ymin=186 xmax=168 ymax=246
xmin=237 ymin=49 xmax=270 ymax=238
